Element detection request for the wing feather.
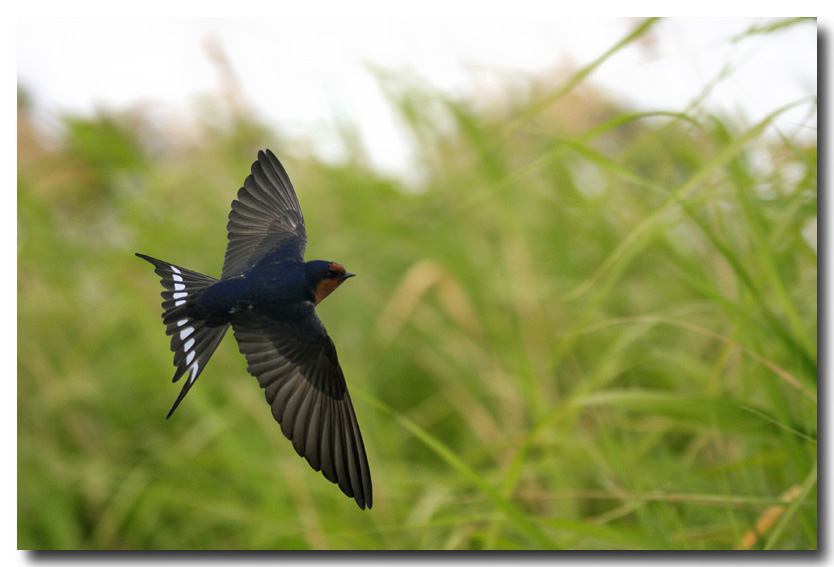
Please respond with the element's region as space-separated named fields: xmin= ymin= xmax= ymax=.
xmin=231 ymin=311 xmax=372 ymax=509
xmin=221 ymin=150 xmax=307 ymax=280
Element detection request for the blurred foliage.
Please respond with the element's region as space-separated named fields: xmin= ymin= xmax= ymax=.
xmin=18 ymin=19 xmax=816 ymax=550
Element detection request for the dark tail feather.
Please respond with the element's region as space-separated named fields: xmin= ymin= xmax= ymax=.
xmin=136 ymin=253 xmax=229 ymax=418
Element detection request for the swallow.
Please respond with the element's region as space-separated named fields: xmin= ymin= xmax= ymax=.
xmin=136 ymin=150 xmax=372 ymax=509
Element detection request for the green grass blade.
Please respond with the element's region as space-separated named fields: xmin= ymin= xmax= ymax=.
xmin=357 ymin=391 xmax=557 ymax=549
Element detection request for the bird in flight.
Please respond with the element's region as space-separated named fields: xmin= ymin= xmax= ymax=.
xmin=136 ymin=150 xmax=372 ymax=510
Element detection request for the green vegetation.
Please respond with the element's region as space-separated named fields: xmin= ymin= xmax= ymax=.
xmin=18 ymin=19 xmax=816 ymax=550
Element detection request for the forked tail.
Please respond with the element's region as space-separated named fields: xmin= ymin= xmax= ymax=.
xmin=136 ymin=253 xmax=229 ymax=417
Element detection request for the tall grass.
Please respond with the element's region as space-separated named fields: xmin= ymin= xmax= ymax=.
xmin=18 ymin=19 xmax=816 ymax=550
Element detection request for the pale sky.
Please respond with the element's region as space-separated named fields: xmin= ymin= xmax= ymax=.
xmin=16 ymin=17 xmax=816 ymax=176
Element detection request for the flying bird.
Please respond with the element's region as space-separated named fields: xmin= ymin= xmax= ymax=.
xmin=136 ymin=150 xmax=372 ymax=509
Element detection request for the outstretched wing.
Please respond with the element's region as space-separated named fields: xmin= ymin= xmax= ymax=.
xmin=221 ymin=149 xmax=307 ymax=280
xmin=231 ymin=310 xmax=372 ymax=510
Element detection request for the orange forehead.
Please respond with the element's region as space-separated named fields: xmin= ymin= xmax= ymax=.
xmin=328 ymin=262 xmax=346 ymax=275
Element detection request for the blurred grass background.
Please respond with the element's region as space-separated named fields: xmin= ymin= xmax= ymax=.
xmin=18 ymin=19 xmax=816 ymax=550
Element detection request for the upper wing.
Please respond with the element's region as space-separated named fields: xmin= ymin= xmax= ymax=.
xmin=231 ymin=310 xmax=372 ymax=510
xmin=221 ymin=150 xmax=307 ymax=280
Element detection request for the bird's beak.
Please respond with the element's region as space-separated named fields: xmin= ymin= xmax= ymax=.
xmin=343 ymin=272 xmax=356 ymax=279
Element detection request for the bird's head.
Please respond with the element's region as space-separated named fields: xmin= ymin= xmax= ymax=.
xmin=306 ymin=260 xmax=355 ymax=306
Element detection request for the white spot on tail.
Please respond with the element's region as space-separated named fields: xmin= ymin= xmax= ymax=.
xmin=179 ymin=327 xmax=194 ymax=340
xmin=171 ymin=273 xmax=183 ymax=283
xmin=188 ymin=361 xmax=200 ymax=383
xmin=171 ymin=266 xmax=181 ymax=274
xmin=175 ymin=300 xmax=186 ymax=307
xmin=173 ymin=291 xmax=187 ymax=300
xmin=174 ymin=283 xmax=185 ymax=291
xmin=186 ymin=350 xmax=196 ymax=365
xmin=177 ymin=318 xmax=188 ymax=327
xmin=184 ymin=338 xmax=195 ymax=352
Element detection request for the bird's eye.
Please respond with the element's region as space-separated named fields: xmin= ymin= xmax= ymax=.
xmin=326 ymin=270 xmax=337 ymax=279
